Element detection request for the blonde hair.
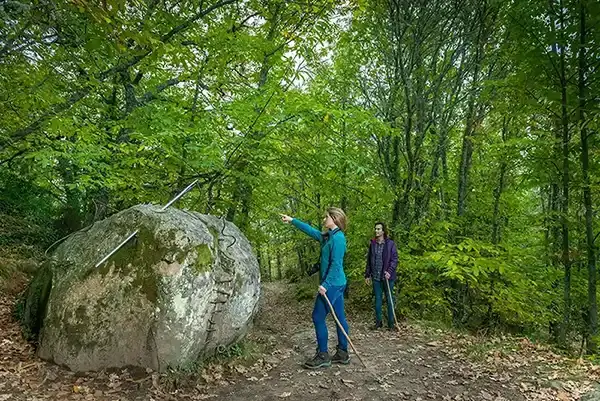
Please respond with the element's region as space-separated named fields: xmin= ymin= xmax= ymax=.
xmin=327 ymin=207 xmax=347 ymax=231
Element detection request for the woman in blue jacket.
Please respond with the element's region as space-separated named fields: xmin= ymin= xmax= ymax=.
xmin=281 ymin=207 xmax=349 ymax=369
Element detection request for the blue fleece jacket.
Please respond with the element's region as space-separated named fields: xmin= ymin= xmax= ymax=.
xmin=291 ymin=218 xmax=347 ymax=290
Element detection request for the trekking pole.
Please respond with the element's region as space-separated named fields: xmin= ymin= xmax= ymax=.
xmin=384 ymin=279 xmax=401 ymax=332
xmin=322 ymin=292 xmax=381 ymax=383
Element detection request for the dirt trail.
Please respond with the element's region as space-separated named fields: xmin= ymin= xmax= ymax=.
xmin=204 ymin=283 xmax=524 ymax=401
xmin=0 ymin=283 xmax=598 ymax=401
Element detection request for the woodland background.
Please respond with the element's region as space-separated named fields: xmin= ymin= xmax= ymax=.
xmin=1 ymin=0 xmax=600 ymax=356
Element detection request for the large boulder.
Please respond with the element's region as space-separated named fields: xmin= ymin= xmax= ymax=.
xmin=19 ymin=205 xmax=261 ymax=372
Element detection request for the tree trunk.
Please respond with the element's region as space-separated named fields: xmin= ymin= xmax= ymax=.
xmin=486 ymin=118 xmax=509 ymax=325
xmin=558 ymin=0 xmax=571 ymax=346
xmin=391 ymin=196 xmax=402 ymax=240
xmin=491 ymin=118 xmax=509 ymax=245
xmin=577 ymin=0 xmax=597 ymax=354
xmin=225 ymin=6 xmax=282 ymax=229
xmin=226 ymin=180 xmax=242 ymax=222
xmin=56 ymin=157 xmax=84 ymax=235
xmin=452 ymin=0 xmax=494 ymax=327
xmin=415 ymin=125 xmax=449 ymax=225
xmin=340 ymin=116 xmax=349 ymax=212
xmin=256 ymin=245 xmax=262 ymax=268
xmin=382 ymin=133 xmax=402 ymax=240
xmin=457 ymin=112 xmax=473 ymax=218
xmin=296 ymin=246 xmax=307 ymax=277
xmin=548 ymin=183 xmax=562 ymax=341
xmin=86 ymin=187 xmax=109 ymax=224
xmin=266 ymin=249 xmax=272 ymax=282
xmin=276 ymin=250 xmax=283 ymax=280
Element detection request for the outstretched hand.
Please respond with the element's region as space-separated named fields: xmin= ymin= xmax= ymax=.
xmin=280 ymin=214 xmax=293 ymax=224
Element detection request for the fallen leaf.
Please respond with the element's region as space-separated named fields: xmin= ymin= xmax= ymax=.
xmin=342 ymin=379 xmax=355 ymax=388
xmin=279 ymin=392 xmax=292 ymax=398
xmin=556 ymin=390 xmax=570 ymax=401
xmin=201 ymin=372 xmax=214 ymax=383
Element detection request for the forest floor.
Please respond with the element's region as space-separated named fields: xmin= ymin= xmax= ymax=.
xmin=1 ymin=282 xmax=599 ymax=401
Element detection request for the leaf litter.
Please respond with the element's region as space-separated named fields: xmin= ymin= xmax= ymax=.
xmin=0 ymin=283 xmax=598 ymax=400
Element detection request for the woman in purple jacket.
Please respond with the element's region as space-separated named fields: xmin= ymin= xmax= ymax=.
xmin=364 ymin=222 xmax=399 ymax=330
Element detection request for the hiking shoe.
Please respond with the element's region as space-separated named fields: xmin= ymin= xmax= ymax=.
xmin=304 ymin=351 xmax=331 ymax=369
xmin=331 ymin=347 xmax=350 ymax=364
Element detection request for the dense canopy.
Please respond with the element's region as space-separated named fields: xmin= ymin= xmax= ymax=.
xmin=1 ymin=0 xmax=600 ymax=353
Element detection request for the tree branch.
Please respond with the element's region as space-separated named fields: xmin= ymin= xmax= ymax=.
xmin=0 ymin=87 xmax=91 ymax=152
xmin=160 ymin=0 xmax=237 ymax=43
xmin=139 ymin=77 xmax=183 ymax=106
xmin=2 ymin=0 xmax=237 ymax=152
xmin=0 ymin=148 xmax=28 ymax=166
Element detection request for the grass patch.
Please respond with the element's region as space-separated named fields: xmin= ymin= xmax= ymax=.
xmin=209 ymin=340 xmax=264 ymax=365
xmin=161 ymin=340 xmax=265 ymax=391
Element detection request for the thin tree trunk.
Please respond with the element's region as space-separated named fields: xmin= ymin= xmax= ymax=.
xmin=340 ymin=115 xmax=348 ymax=212
xmin=549 ymin=183 xmax=562 ymax=341
xmin=487 ymin=118 xmax=509 ymax=325
xmin=558 ymin=0 xmax=571 ymax=346
xmin=491 ymin=118 xmax=509 ymax=245
xmin=266 ymin=249 xmax=272 ymax=282
xmin=256 ymin=245 xmax=262 ymax=267
xmin=457 ymin=96 xmax=476 ymax=219
xmin=577 ymin=0 xmax=597 ymax=353
xmin=384 ymin=134 xmax=402 ymax=239
xmin=491 ymin=162 xmax=507 ymax=244
xmin=277 ymin=250 xmax=283 ymax=280
xmin=296 ymin=246 xmax=307 ymax=277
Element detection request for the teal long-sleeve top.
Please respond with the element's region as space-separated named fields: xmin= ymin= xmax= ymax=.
xmin=291 ymin=218 xmax=347 ymax=290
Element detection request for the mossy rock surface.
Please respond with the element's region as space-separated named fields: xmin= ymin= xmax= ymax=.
xmin=21 ymin=204 xmax=260 ymax=372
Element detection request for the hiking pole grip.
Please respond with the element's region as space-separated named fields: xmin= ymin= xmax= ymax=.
xmin=322 ymin=292 xmax=379 ymax=381
xmin=384 ymin=279 xmax=401 ymax=332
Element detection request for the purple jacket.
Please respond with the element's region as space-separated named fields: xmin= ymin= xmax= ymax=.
xmin=364 ymin=238 xmax=399 ymax=281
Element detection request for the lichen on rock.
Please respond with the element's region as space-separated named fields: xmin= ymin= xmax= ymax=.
xmin=18 ymin=204 xmax=261 ymax=372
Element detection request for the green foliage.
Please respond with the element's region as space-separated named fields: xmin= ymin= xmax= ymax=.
xmin=1 ymin=0 xmax=600 ymax=353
